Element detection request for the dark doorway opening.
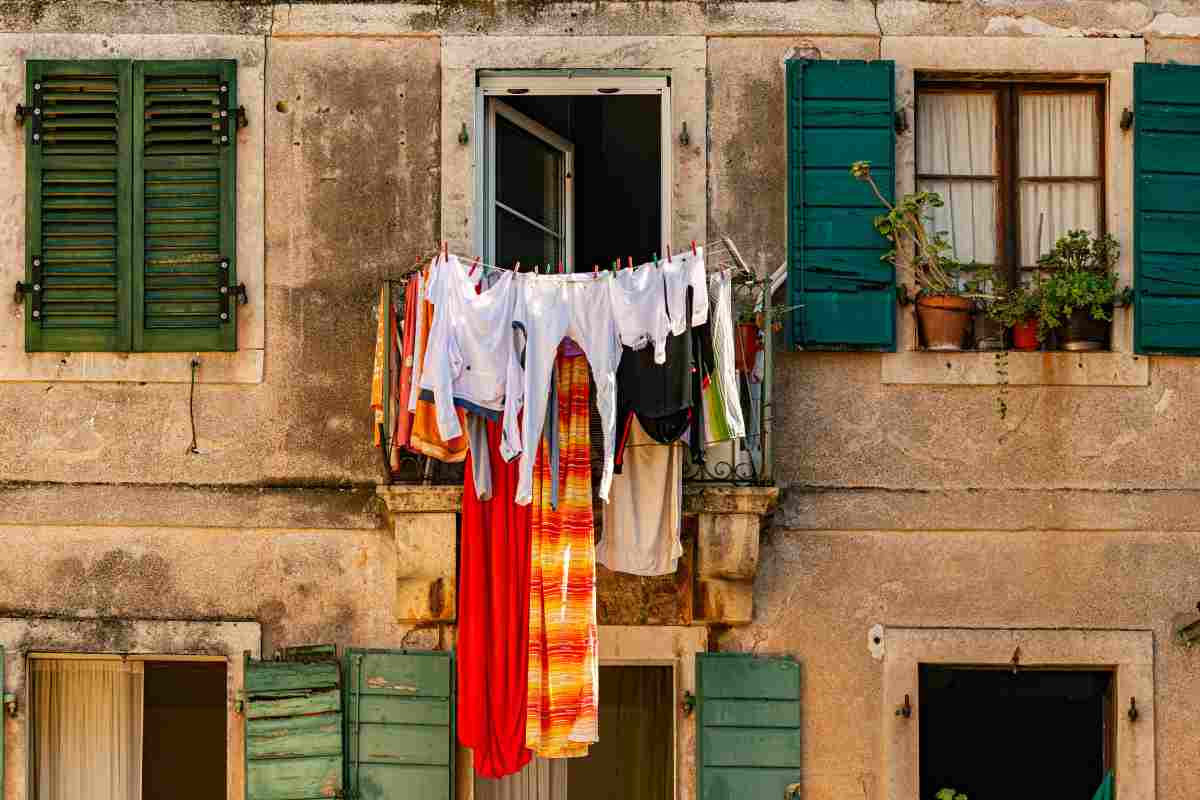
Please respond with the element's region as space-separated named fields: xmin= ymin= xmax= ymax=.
xmin=142 ymin=660 xmax=227 ymax=800
xmin=919 ymin=666 xmax=1112 ymax=800
xmin=499 ymin=94 xmax=662 ymax=271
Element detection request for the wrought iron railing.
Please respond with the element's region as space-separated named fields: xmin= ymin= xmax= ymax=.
xmin=377 ymin=237 xmax=774 ymax=488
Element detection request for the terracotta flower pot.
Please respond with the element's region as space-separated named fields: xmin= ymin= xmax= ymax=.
xmin=1060 ymin=308 xmax=1110 ymax=351
xmin=1012 ymin=318 xmax=1039 ymax=351
xmin=916 ymin=294 xmax=972 ymax=351
xmin=735 ymin=322 xmax=760 ymax=373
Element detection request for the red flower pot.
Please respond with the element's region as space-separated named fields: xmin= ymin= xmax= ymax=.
xmin=1012 ymin=318 xmax=1039 ymax=351
xmin=735 ymin=323 xmax=760 ymax=373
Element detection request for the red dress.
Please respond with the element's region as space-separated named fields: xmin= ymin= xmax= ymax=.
xmin=457 ymin=417 xmax=533 ymax=779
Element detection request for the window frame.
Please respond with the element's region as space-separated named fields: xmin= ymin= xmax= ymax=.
xmin=915 ymin=78 xmax=1107 ymax=291
xmin=473 ymin=71 xmax=673 ymax=271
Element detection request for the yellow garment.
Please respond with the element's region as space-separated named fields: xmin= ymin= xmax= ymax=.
xmin=371 ymin=285 xmax=387 ymax=447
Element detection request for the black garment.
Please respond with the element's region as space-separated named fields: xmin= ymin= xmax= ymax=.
xmin=613 ymin=288 xmax=714 ymax=470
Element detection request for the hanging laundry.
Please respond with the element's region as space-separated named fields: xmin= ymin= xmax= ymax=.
xmin=609 ymin=261 xmax=670 ymax=364
xmin=459 ymin=417 xmax=533 ymax=779
xmin=706 ymin=270 xmax=747 ymax=440
xmin=613 ymin=287 xmax=713 ymax=467
xmin=390 ymin=277 xmax=419 ymax=465
xmin=502 ymin=273 xmax=621 ymax=506
xmin=598 ymin=417 xmax=683 ymax=576
xmin=662 ymin=247 xmax=708 ymax=336
xmin=527 ymin=352 xmax=599 ymax=759
xmin=370 ymin=285 xmax=388 ymax=446
xmin=421 ymin=255 xmax=518 ymax=441
xmin=410 ymin=259 xmax=469 ymax=463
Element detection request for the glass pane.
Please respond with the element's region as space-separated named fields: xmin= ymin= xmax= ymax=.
xmin=1020 ymin=93 xmax=1099 ymax=177
xmin=917 ymin=93 xmax=997 ymax=176
xmin=918 ymin=179 xmax=999 ymax=266
xmin=1020 ymin=182 xmax=1100 ymax=266
xmin=497 ymin=206 xmax=560 ymax=271
xmin=496 ymin=114 xmax=563 ymax=232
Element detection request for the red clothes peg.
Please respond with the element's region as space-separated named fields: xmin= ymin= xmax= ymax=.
xmin=443 ymin=241 xmax=449 ymax=262
xmin=691 ymin=240 xmax=698 ymax=257
xmin=514 ymin=260 xmax=522 ymax=273
xmin=626 ymin=256 xmax=633 ymax=270
xmin=667 ymin=244 xmax=672 ymax=262
xmin=469 ymin=256 xmax=480 ymax=276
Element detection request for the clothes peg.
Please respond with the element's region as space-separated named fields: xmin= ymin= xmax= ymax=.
xmin=691 ymin=240 xmax=698 ymax=257
xmin=667 ymin=244 xmax=672 ymax=262
xmin=469 ymin=256 xmax=480 ymax=276
xmin=443 ymin=241 xmax=449 ymax=262
xmin=593 ymin=263 xmax=600 ymax=279
xmin=558 ymin=260 xmax=564 ymax=275
xmin=515 ymin=260 xmax=522 ymax=273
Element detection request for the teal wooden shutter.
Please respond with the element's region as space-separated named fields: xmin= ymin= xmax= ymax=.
xmin=24 ymin=60 xmax=132 ymax=352
xmin=244 ymin=649 xmax=344 ymax=800
xmin=697 ymin=653 xmax=801 ymax=800
xmin=133 ymin=60 xmax=238 ymax=352
xmin=344 ymin=649 xmax=455 ymax=800
xmin=1134 ymin=62 xmax=1200 ymax=354
xmin=787 ymin=59 xmax=896 ymax=351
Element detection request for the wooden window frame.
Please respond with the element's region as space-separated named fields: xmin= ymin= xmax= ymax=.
xmin=916 ymin=80 xmax=1106 ymax=290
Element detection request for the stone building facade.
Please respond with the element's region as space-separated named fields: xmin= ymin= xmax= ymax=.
xmin=1 ymin=1 xmax=1199 ymax=799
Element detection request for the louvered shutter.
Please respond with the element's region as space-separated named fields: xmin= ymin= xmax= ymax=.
xmin=787 ymin=59 xmax=896 ymax=351
xmin=244 ymin=648 xmax=344 ymax=800
xmin=133 ymin=60 xmax=238 ymax=352
xmin=24 ymin=60 xmax=132 ymax=352
xmin=697 ymin=653 xmax=801 ymax=800
xmin=1134 ymin=62 xmax=1200 ymax=354
xmin=344 ymin=649 xmax=455 ymax=800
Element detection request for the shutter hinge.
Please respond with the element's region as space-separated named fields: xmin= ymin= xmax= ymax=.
xmin=15 ymin=255 xmax=43 ymax=321
xmin=28 ymin=80 xmax=43 ymax=144
xmin=218 ymin=257 xmax=246 ymax=322
xmin=215 ymin=83 xmax=244 ymax=144
xmin=237 ymin=105 xmax=249 ymax=130
xmin=3 ymin=692 xmax=15 ymax=717
xmin=680 ymin=690 xmax=696 ymax=717
xmin=1121 ymin=107 xmax=1134 ymax=131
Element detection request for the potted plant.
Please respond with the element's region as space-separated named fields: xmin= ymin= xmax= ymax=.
xmin=987 ymin=280 xmax=1041 ymax=351
xmin=1036 ymin=230 xmax=1122 ymax=351
xmin=851 ymin=161 xmax=985 ymax=351
xmin=963 ymin=268 xmax=1003 ymax=351
xmin=936 ymin=790 xmax=967 ymax=800
xmin=734 ymin=308 xmax=761 ymax=373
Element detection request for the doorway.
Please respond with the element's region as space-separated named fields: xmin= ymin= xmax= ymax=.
xmin=473 ymin=664 xmax=675 ymax=800
xmin=478 ymin=72 xmax=669 ymax=273
xmin=918 ymin=666 xmax=1113 ymax=799
xmin=29 ymin=656 xmax=227 ymax=800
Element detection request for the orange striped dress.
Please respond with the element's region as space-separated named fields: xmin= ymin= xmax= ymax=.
xmin=526 ymin=352 xmax=599 ymax=758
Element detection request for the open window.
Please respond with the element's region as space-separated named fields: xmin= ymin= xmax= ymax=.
xmin=919 ymin=666 xmax=1114 ymax=798
xmin=477 ymin=72 xmax=671 ymax=272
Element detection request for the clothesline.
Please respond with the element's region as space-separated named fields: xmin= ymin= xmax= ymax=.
xmin=385 ymin=236 xmax=755 ymax=282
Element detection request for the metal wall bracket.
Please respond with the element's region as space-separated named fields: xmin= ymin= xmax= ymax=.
xmin=29 ymin=80 xmax=43 ymax=144
xmin=16 ymin=255 xmax=43 ymax=320
xmin=233 ymin=689 xmax=245 ymax=715
xmin=681 ymin=690 xmax=696 ymax=717
xmin=895 ymin=694 xmax=912 ymax=719
xmin=3 ymin=691 xmax=16 ymax=717
xmin=1120 ymin=108 xmax=1134 ymax=131
xmin=236 ymin=105 xmax=249 ymax=130
xmin=218 ymin=257 xmax=246 ymax=321
xmin=14 ymin=103 xmax=27 ymax=126
xmin=1128 ymin=697 xmax=1139 ymax=722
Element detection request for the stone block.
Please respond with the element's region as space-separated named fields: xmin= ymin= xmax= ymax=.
xmin=695 ymin=578 xmax=754 ymax=626
xmin=697 ymin=512 xmax=761 ymax=580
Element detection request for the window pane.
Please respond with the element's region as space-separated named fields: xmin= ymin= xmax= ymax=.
xmin=497 ymin=206 xmax=560 ymax=270
xmin=1020 ymin=93 xmax=1099 ymax=177
xmin=496 ymin=114 xmax=563 ymax=232
xmin=917 ymin=93 xmax=996 ymax=176
xmin=917 ymin=179 xmax=998 ymax=265
xmin=1020 ymin=182 xmax=1100 ymax=266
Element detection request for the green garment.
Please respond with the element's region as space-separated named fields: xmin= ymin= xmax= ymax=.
xmin=1091 ymin=770 xmax=1114 ymax=800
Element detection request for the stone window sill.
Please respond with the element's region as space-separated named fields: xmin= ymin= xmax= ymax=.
xmin=0 ymin=349 xmax=264 ymax=384
xmin=881 ymin=350 xmax=1148 ymax=386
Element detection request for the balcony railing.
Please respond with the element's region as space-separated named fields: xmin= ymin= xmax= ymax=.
xmin=377 ymin=237 xmax=774 ymax=488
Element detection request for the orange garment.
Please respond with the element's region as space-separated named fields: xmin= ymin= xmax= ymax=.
xmin=390 ymin=277 xmax=418 ymax=468
xmin=409 ymin=259 xmax=469 ymax=463
xmin=526 ymin=352 xmax=599 ymax=758
xmin=370 ymin=285 xmax=387 ymax=447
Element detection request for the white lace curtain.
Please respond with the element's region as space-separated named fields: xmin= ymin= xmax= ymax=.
xmin=917 ymin=90 xmax=1100 ymax=272
xmin=34 ymin=659 xmax=144 ymax=800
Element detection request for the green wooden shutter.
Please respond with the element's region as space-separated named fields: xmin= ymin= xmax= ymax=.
xmin=697 ymin=653 xmax=801 ymax=800
xmin=133 ymin=60 xmax=238 ymax=352
xmin=787 ymin=59 xmax=896 ymax=351
xmin=344 ymin=649 xmax=455 ymax=800
xmin=1 ymin=645 xmax=5 ymax=793
xmin=24 ymin=60 xmax=132 ymax=352
xmin=1134 ymin=62 xmax=1200 ymax=354
xmin=244 ymin=649 xmax=344 ymax=800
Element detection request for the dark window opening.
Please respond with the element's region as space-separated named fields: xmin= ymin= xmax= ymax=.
xmin=495 ymin=94 xmax=662 ymax=272
xmin=919 ymin=666 xmax=1113 ymax=800
xmin=143 ymin=661 xmax=227 ymax=800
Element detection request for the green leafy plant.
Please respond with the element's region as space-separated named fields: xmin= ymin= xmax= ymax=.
xmin=1036 ymin=230 xmax=1122 ymax=339
xmin=936 ymin=790 xmax=968 ymax=800
xmin=851 ymin=161 xmax=990 ymax=299
xmin=986 ymin=280 xmax=1041 ymax=329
